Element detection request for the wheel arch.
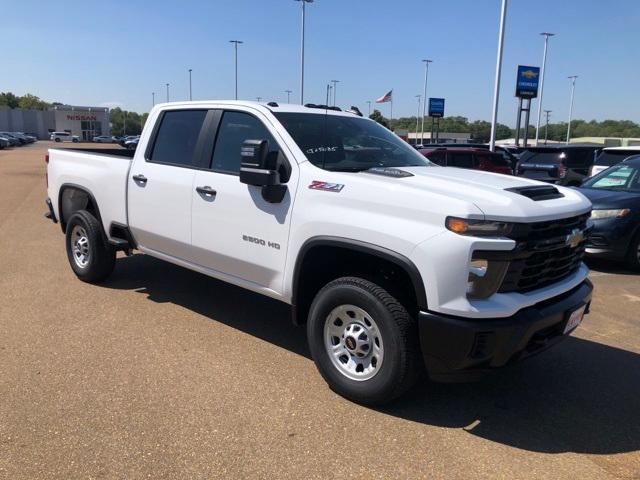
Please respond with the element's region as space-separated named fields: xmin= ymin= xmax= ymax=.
xmin=291 ymin=236 xmax=428 ymax=325
xmin=58 ymin=183 xmax=103 ymax=234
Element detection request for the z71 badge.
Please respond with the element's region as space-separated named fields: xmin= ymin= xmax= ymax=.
xmin=308 ymin=181 xmax=345 ymax=192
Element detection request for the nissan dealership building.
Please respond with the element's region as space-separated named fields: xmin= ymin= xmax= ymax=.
xmin=0 ymin=105 xmax=110 ymax=140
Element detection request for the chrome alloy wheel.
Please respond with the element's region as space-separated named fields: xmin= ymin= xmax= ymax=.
xmin=71 ymin=225 xmax=90 ymax=268
xmin=323 ymin=305 xmax=384 ymax=381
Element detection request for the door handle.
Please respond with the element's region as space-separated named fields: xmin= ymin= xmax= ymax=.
xmin=196 ymin=185 xmax=217 ymax=197
xmin=132 ymin=174 xmax=147 ymax=185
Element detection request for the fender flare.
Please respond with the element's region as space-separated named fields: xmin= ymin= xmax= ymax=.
xmin=58 ymin=183 xmax=103 ymax=233
xmin=291 ymin=236 xmax=428 ymax=314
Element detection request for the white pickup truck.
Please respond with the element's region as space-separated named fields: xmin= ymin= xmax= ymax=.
xmin=45 ymin=101 xmax=593 ymax=404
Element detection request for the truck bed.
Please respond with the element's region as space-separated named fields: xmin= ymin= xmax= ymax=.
xmin=47 ymin=147 xmax=133 ymax=236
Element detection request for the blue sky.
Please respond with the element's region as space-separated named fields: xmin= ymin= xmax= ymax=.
xmin=2 ymin=0 xmax=639 ymax=126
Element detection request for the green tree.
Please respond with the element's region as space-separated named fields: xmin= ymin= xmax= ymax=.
xmin=18 ymin=94 xmax=50 ymax=110
xmin=0 ymin=92 xmax=20 ymax=109
xmin=110 ymin=108 xmax=149 ymax=136
xmin=369 ymin=109 xmax=389 ymax=129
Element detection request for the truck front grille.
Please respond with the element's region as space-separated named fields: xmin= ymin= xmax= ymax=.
xmin=498 ymin=213 xmax=590 ymax=294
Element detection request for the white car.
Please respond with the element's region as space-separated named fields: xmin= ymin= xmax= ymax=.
xmin=589 ymin=146 xmax=640 ymax=177
xmin=44 ymin=101 xmax=593 ymax=404
xmin=50 ymin=132 xmax=79 ymax=143
xmin=92 ymin=135 xmax=115 ymax=143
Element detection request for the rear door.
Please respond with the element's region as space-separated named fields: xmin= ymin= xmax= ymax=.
xmin=447 ymin=151 xmax=476 ymax=170
xmin=191 ymin=108 xmax=297 ymax=294
xmin=128 ymin=109 xmax=209 ymax=261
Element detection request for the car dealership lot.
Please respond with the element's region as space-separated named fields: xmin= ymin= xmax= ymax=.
xmin=1 ymin=143 xmax=639 ymax=479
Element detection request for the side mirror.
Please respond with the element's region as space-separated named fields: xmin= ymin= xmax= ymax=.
xmin=239 ymin=139 xmax=287 ymax=203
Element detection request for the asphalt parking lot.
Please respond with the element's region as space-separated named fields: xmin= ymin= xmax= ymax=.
xmin=1 ymin=142 xmax=639 ymax=479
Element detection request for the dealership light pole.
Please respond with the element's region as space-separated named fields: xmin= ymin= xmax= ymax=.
xmin=415 ymin=95 xmax=422 ymax=146
xmin=123 ymin=110 xmax=127 ymax=136
xmin=285 ymin=89 xmax=292 ymax=103
xmin=256 ymin=97 xmax=262 ymax=102
xmin=420 ymin=59 xmax=433 ymax=145
xmin=566 ymin=75 xmax=578 ymax=145
xmin=534 ymin=32 xmax=555 ymax=146
xmin=295 ymin=0 xmax=313 ymax=104
xmin=188 ymin=68 xmax=193 ymax=101
xmin=331 ymin=79 xmax=339 ymax=106
xmin=152 ymin=92 xmax=155 ymax=107
xmin=366 ymin=101 xmax=371 ymax=116
xmin=229 ymin=40 xmax=243 ymax=100
xmin=166 ymin=83 xmax=170 ymax=102
xmin=489 ymin=0 xmax=508 ymax=152
xmin=543 ymin=109 xmax=552 ymax=144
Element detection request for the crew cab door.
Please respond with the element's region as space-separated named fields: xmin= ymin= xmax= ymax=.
xmin=128 ymin=109 xmax=210 ymax=261
xmin=191 ymin=108 xmax=297 ymax=295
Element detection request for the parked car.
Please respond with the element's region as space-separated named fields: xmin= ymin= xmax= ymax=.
xmin=118 ymin=135 xmax=139 ymax=147
xmin=45 ymin=101 xmax=593 ymax=405
xmin=517 ymin=145 xmax=601 ymax=186
xmin=0 ymin=137 xmax=8 ymax=149
xmin=1 ymin=133 xmax=23 ymax=146
xmin=124 ymin=137 xmax=139 ymax=150
xmin=50 ymin=132 xmax=79 ymax=143
xmin=92 ymin=135 xmax=115 ymax=143
xmin=429 ymin=143 xmax=518 ymax=173
xmin=589 ymin=146 xmax=640 ymax=177
xmin=578 ymin=155 xmax=640 ymax=268
xmin=10 ymin=132 xmax=35 ymax=144
xmin=419 ymin=147 xmax=513 ymax=175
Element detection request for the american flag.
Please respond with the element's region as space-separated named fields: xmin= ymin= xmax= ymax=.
xmin=376 ymin=90 xmax=393 ymax=103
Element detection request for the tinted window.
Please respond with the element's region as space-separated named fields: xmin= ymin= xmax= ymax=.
xmin=519 ymin=150 xmax=562 ymax=164
xmin=477 ymin=152 xmax=509 ymax=166
xmin=448 ymin=152 xmax=474 ymax=168
xmin=422 ymin=150 xmax=445 ymax=165
xmin=595 ymin=150 xmax=639 ymax=167
xmin=275 ymin=112 xmax=431 ymax=172
xmin=212 ymin=111 xmax=279 ymax=174
xmin=149 ymin=110 xmax=207 ymax=167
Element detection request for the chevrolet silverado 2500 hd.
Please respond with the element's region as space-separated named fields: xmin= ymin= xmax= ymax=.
xmin=45 ymin=101 xmax=593 ymax=405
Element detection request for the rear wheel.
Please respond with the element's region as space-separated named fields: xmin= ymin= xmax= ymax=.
xmin=54 ymin=138 xmax=61 ymax=142
xmin=65 ymin=210 xmax=115 ymax=283
xmin=307 ymin=277 xmax=422 ymax=405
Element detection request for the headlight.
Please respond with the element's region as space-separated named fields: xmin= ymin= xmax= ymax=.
xmin=467 ymin=258 xmax=509 ymax=299
xmin=590 ymin=208 xmax=630 ymax=220
xmin=446 ymin=217 xmax=513 ymax=237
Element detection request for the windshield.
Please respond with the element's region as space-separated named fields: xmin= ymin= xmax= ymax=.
xmin=582 ymin=163 xmax=640 ymax=192
xmin=595 ymin=150 xmax=639 ymax=166
xmin=274 ymin=112 xmax=433 ymax=172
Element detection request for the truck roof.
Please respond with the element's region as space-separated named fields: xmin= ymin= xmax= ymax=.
xmin=152 ymin=100 xmax=365 ymax=118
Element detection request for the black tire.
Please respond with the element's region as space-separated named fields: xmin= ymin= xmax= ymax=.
xmin=626 ymin=231 xmax=640 ymax=271
xmin=72 ymin=138 xmax=79 ymax=143
xmin=54 ymin=138 xmax=61 ymax=142
xmin=65 ymin=210 xmax=116 ymax=283
xmin=307 ymin=277 xmax=422 ymax=405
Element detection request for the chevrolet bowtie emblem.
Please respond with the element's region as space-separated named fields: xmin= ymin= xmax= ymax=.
xmin=566 ymin=229 xmax=584 ymax=248
xmin=522 ymin=70 xmax=539 ymax=79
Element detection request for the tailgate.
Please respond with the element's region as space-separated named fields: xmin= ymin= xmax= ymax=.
xmin=518 ymin=162 xmax=558 ymax=182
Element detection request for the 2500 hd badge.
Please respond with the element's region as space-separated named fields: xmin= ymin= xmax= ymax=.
xmin=242 ymin=234 xmax=280 ymax=250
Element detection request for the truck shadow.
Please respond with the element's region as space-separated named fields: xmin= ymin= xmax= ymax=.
xmin=103 ymin=254 xmax=640 ymax=456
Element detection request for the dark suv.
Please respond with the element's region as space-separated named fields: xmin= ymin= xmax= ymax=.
xmin=419 ymin=147 xmax=512 ymax=175
xmin=517 ymin=145 xmax=601 ymax=186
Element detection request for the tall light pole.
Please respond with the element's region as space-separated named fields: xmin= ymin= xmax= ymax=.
xmin=534 ymin=32 xmax=555 ymax=146
xmin=295 ymin=0 xmax=313 ymax=104
xmin=229 ymin=40 xmax=243 ymax=100
xmin=543 ymin=109 xmax=552 ymax=144
xmin=415 ymin=94 xmax=422 ymax=146
xmin=285 ymin=89 xmax=292 ymax=103
xmin=566 ymin=75 xmax=578 ymax=145
xmin=366 ymin=101 xmax=372 ymax=116
xmin=489 ymin=0 xmax=508 ymax=152
xmin=123 ymin=110 xmax=127 ymax=136
xmin=256 ymin=96 xmax=262 ymax=102
xmin=188 ymin=68 xmax=193 ymax=101
xmin=420 ymin=59 xmax=433 ymax=145
xmin=331 ymin=79 xmax=339 ymax=106
xmin=152 ymin=92 xmax=155 ymax=107
xmin=166 ymin=83 xmax=170 ymax=102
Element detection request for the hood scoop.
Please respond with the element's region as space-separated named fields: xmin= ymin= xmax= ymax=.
xmin=505 ymin=185 xmax=564 ymax=201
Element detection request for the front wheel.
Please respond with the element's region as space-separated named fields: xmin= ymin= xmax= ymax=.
xmin=307 ymin=277 xmax=422 ymax=405
xmin=626 ymin=232 xmax=640 ymax=270
xmin=65 ymin=210 xmax=116 ymax=283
